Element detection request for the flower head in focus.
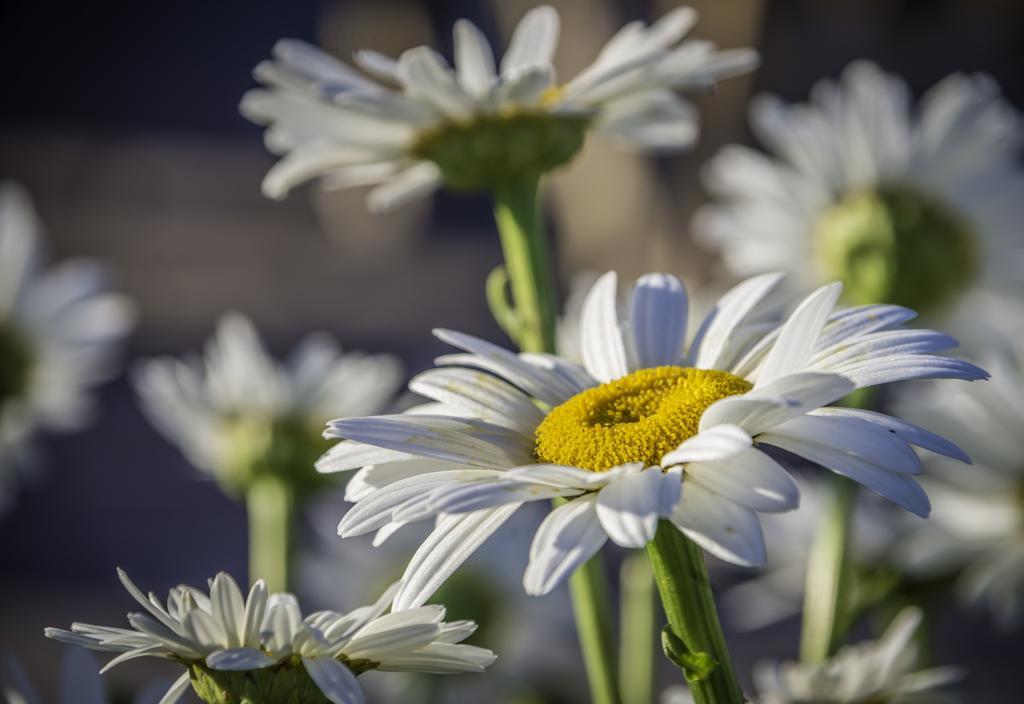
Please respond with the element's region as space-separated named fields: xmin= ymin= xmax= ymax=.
xmin=754 ymin=608 xmax=961 ymax=703
xmin=696 ymin=61 xmax=1024 ymax=326
xmin=0 ymin=182 xmax=134 ymax=512
xmin=321 ymin=271 xmax=983 ymax=608
xmin=46 ymin=570 xmax=494 ymax=704
xmin=242 ymin=5 xmax=757 ymax=210
xmin=893 ymin=344 xmax=1024 ymax=628
xmin=133 ymin=313 xmax=402 ymax=498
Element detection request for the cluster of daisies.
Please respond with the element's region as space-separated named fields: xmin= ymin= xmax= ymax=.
xmin=4 ymin=3 xmax=1022 ymax=704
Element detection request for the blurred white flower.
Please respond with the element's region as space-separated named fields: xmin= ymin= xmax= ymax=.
xmin=696 ymin=61 xmax=1024 ymax=337
xmin=660 ymin=685 xmax=695 ymax=704
xmin=0 ymin=182 xmax=134 ymax=512
xmin=46 ymin=570 xmax=494 ymax=704
xmin=299 ymin=494 xmax=581 ymax=703
xmin=753 ymin=608 xmax=961 ymax=703
xmin=322 ymin=271 xmax=981 ymax=607
xmin=242 ymin=5 xmax=757 ymax=209
xmin=133 ymin=313 xmax=402 ymax=496
xmin=894 ymin=346 xmax=1024 ymax=628
xmin=3 ymin=649 xmax=169 ymax=704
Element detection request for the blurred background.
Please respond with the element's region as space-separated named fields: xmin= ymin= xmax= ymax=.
xmin=1 ymin=0 xmax=1022 ymax=701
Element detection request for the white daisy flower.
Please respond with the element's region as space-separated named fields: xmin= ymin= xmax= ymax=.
xmin=0 ymin=182 xmax=134 ymax=511
xmin=2 ymin=649 xmax=168 ymax=704
xmin=319 ymin=271 xmax=983 ymax=609
xmin=241 ymin=5 xmax=758 ymax=210
xmin=893 ymin=346 xmax=1024 ymax=628
xmin=695 ymin=61 xmax=1024 ymax=328
xmin=46 ymin=569 xmax=494 ymax=704
xmin=753 ymin=608 xmax=961 ymax=703
xmin=133 ymin=313 xmax=402 ymax=496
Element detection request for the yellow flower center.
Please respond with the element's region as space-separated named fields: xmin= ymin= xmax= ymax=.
xmin=534 ymin=366 xmax=752 ymax=472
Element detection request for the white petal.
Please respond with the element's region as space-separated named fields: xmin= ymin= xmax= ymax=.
xmin=344 ymin=459 xmax=464 ymax=502
xmin=396 ymin=47 xmax=474 ymax=120
xmin=580 ymin=272 xmax=630 ymax=382
xmin=366 ymin=162 xmax=442 ymax=213
xmin=760 ymin=417 xmax=930 ymax=517
xmin=662 ymin=424 xmax=751 ymax=465
xmin=756 ymin=283 xmax=842 ymax=386
xmin=156 ymin=673 xmax=192 ymax=704
xmin=409 ymin=367 xmax=545 ymax=434
xmin=392 ymin=505 xmax=521 ymax=610
xmin=595 ymin=91 xmax=698 ymax=152
xmin=596 ymin=468 xmax=681 ymax=547
xmin=524 ymin=495 xmax=608 ymax=595
xmin=302 ymin=657 xmax=365 ymax=704
xmin=403 ymin=477 xmax=581 ymax=520
xmin=453 ymin=19 xmax=496 ymax=97
xmin=685 ymin=448 xmax=800 ymax=512
xmin=344 ymin=609 xmax=443 ymax=659
xmin=812 ymin=407 xmax=970 ymax=462
xmin=494 ymin=65 xmax=555 ymax=107
xmin=670 ymin=482 xmax=767 ymax=567
xmin=205 ymin=647 xmax=278 ymax=671
xmin=627 ymin=272 xmax=688 ymax=368
xmin=691 ymin=273 xmax=785 ymax=370
xmin=501 ymin=5 xmax=560 ymax=75
xmin=699 ymin=372 xmax=855 ymax=435
xmin=210 ymin=573 xmax=246 ymax=649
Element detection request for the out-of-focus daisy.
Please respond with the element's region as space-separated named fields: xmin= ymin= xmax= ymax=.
xmin=696 ymin=61 xmax=1024 ymax=329
xmin=2 ymin=649 xmax=168 ymax=704
xmin=46 ymin=570 xmax=494 ymax=704
xmin=0 ymin=182 xmax=134 ymax=512
xmin=320 ymin=271 xmax=982 ymax=608
xmin=242 ymin=5 xmax=757 ymax=209
xmin=300 ymin=494 xmax=581 ymax=703
xmin=753 ymin=608 xmax=961 ymax=703
xmin=133 ymin=313 xmax=402 ymax=498
xmin=894 ymin=346 xmax=1024 ymax=628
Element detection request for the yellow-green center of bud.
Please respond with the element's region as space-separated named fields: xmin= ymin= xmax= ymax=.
xmin=411 ymin=112 xmax=590 ymax=191
xmin=0 ymin=324 xmax=33 ymax=406
xmin=187 ymin=657 xmax=376 ymax=704
xmin=534 ymin=366 xmax=752 ymax=472
xmin=218 ymin=416 xmax=331 ymax=497
xmin=814 ymin=185 xmax=976 ymax=313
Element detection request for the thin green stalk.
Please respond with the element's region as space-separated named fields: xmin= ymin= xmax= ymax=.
xmin=799 ymin=476 xmax=856 ymax=663
xmin=799 ymin=387 xmax=873 ymax=663
xmin=620 ymin=552 xmax=655 ymax=704
xmin=490 ymin=176 xmax=618 ymax=704
xmin=647 ymin=523 xmax=745 ymax=704
xmin=246 ymin=475 xmax=295 ymax=593
xmin=491 ymin=175 xmax=557 ymax=354
xmin=570 ymin=554 xmax=620 ymax=704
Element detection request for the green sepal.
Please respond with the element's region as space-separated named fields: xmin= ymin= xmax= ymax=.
xmin=661 ymin=626 xmax=719 ymax=684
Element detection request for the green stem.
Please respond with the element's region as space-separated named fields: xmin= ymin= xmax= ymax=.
xmin=491 ymin=174 xmax=557 ymax=354
xmin=647 ymin=523 xmax=745 ymax=704
xmin=491 ymin=176 xmax=618 ymax=703
xmin=799 ymin=387 xmax=873 ymax=663
xmin=620 ymin=552 xmax=655 ymax=704
xmin=569 ymin=554 xmax=620 ymax=704
xmin=246 ymin=475 xmax=295 ymax=593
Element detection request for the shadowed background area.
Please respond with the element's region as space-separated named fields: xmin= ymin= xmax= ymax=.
xmin=1 ymin=0 xmax=1022 ymax=701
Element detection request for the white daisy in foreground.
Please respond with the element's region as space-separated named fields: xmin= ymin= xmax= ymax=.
xmin=46 ymin=570 xmax=494 ymax=704
xmin=754 ymin=608 xmax=961 ymax=703
xmin=696 ymin=61 xmax=1024 ymax=325
xmin=320 ymin=271 xmax=983 ymax=608
xmin=133 ymin=313 xmax=402 ymax=496
xmin=242 ymin=4 xmax=757 ymax=209
xmin=0 ymin=182 xmax=134 ymax=511
xmin=893 ymin=346 xmax=1024 ymax=628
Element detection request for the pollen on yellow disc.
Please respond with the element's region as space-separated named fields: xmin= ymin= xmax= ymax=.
xmin=534 ymin=366 xmax=752 ymax=472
